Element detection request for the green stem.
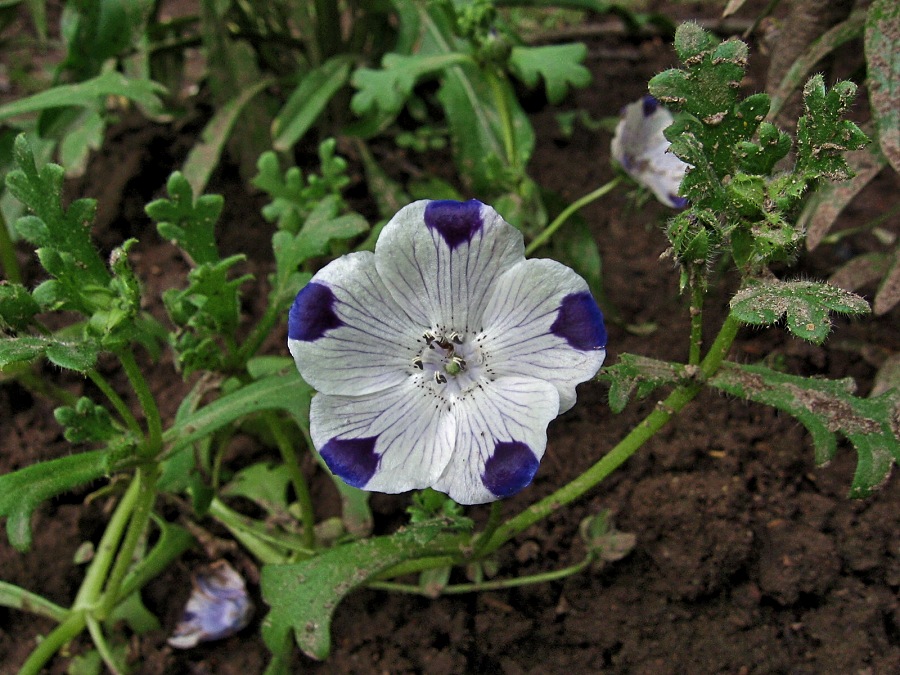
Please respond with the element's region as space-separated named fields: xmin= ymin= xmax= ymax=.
xmin=688 ymin=278 xmax=704 ymax=366
xmin=525 ymin=177 xmax=622 ymax=256
xmin=208 ymin=498 xmax=295 ymax=564
xmin=265 ymin=411 xmax=316 ymax=549
xmin=482 ymin=315 xmax=741 ymax=554
xmin=471 ymin=501 xmax=503 ymax=558
xmin=19 ymin=611 xmax=86 ymax=675
xmin=118 ymin=351 xmax=162 ymax=457
xmin=0 ymin=581 xmax=68 ymax=622
xmin=87 ymin=369 xmax=142 ymax=437
xmin=370 ymin=554 xmax=594 ymax=595
xmin=95 ymin=466 xmax=159 ymax=620
xmin=374 ymin=555 xmax=459 ymax=581
xmin=0 ymin=209 xmax=23 ymax=284
xmin=74 ymin=476 xmax=141 ymax=608
xmin=238 ymin=303 xmax=280 ymax=365
xmin=85 ymin=614 xmax=124 ymax=674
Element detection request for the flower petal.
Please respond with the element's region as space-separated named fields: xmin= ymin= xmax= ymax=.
xmin=478 ymin=259 xmax=606 ymax=414
xmin=310 ymin=376 xmax=456 ymax=493
xmin=375 ymin=200 xmax=524 ymax=333
xmin=611 ymin=96 xmax=689 ymax=208
xmin=431 ymin=377 xmax=560 ymax=504
xmin=288 ymin=252 xmax=423 ymax=396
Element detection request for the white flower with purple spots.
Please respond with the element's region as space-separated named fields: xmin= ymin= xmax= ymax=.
xmin=611 ymin=95 xmax=689 ymax=208
xmin=288 ymin=200 xmax=606 ymax=505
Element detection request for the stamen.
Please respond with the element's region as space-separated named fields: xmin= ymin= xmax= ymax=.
xmin=412 ymin=357 xmax=423 ymax=370
xmin=448 ymin=331 xmax=464 ymax=344
xmin=434 ymin=372 xmax=447 ymax=384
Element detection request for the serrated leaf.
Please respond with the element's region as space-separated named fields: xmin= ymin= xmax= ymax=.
xmin=146 ymin=171 xmax=223 ymax=265
xmin=710 ymin=363 xmax=900 ymax=497
xmin=864 ymin=0 xmax=900 ymax=173
xmin=730 ymin=280 xmax=870 ymax=343
xmin=508 ymin=44 xmax=591 ymax=104
xmin=261 ymin=522 xmax=464 ymax=660
xmin=0 ymin=450 xmax=109 ymax=550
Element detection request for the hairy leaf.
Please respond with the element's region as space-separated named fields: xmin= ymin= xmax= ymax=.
xmin=146 ymin=171 xmax=223 ymax=265
xmin=602 ymin=353 xmax=689 ymax=413
xmin=710 ymin=363 xmax=900 ymax=497
xmin=508 ymin=44 xmax=590 ymax=104
xmin=730 ymin=279 xmax=870 ymax=343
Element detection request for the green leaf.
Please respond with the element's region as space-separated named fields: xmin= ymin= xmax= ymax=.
xmin=273 ymin=57 xmax=351 ymax=152
xmin=710 ymin=363 xmax=900 ymax=497
xmin=182 ymin=77 xmax=275 ymax=197
xmin=261 ymin=522 xmax=466 ymax=660
xmin=0 ymin=450 xmax=109 ymax=550
xmin=601 ymin=354 xmax=688 ymax=413
xmin=0 ymin=70 xmax=165 ymax=121
xmin=508 ymin=44 xmax=591 ymax=104
xmin=0 ymin=282 xmax=40 ymax=331
xmin=54 ymin=396 xmax=120 ymax=443
xmin=146 ymin=171 xmax=223 ymax=265
xmin=222 ymin=463 xmax=293 ymax=518
xmin=796 ymin=76 xmax=869 ymax=181
xmin=730 ymin=279 xmax=870 ymax=343
xmin=350 ymin=52 xmax=471 ymax=117
xmin=865 ymin=0 xmax=900 ymax=173
xmin=163 ymin=372 xmax=314 ymax=453
xmin=0 ymin=335 xmax=99 ymax=372
xmin=6 ymin=135 xmax=109 ymax=295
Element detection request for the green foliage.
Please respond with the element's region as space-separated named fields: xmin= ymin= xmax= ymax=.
xmin=54 ymin=396 xmax=121 ymax=443
xmin=147 ymin=172 xmax=223 ymax=266
xmin=261 ymin=520 xmax=470 ymax=662
xmin=864 ymin=0 xmax=900 ymax=173
xmin=649 ymin=24 xmax=868 ymax=273
xmin=0 ymin=282 xmax=39 ymax=331
xmin=0 ymin=451 xmax=110 ymax=551
xmin=711 ymin=364 xmax=900 ymax=497
xmin=730 ymin=279 xmax=870 ymax=344
xmin=602 ymin=354 xmax=689 ymax=414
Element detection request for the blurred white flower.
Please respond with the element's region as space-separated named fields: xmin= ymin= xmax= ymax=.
xmin=288 ymin=200 xmax=607 ymax=505
xmin=611 ymin=95 xmax=689 ymax=208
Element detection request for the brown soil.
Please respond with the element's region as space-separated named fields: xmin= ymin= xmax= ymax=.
xmin=2 ymin=12 xmax=899 ymax=675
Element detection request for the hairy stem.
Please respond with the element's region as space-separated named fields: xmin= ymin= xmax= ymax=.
xmin=118 ymin=351 xmax=163 ymax=457
xmin=88 ymin=369 xmax=142 ymax=437
xmin=18 ymin=612 xmax=86 ymax=675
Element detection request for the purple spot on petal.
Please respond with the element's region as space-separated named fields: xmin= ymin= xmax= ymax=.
xmin=642 ymin=95 xmax=660 ymax=117
xmin=551 ymin=292 xmax=607 ymax=351
xmin=424 ymin=200 xmax=484 ymax=250
xmin=288 ymin=282 xmax=342 ymax=342
xmin=320 ymin=436 xmax=379 ymax=488
xmin=668 ymin=193 xmax=689 ymax=209
xmin=482 ymin=441 xmax=539 ymax=498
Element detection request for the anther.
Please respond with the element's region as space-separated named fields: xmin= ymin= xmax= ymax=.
xmin=412 ymin=357 xmax=423 ymax=370
xmin=434 ymin=372 xmax=447 ymax=384
xmin=448 ymin=331 xmax=464 ymax=344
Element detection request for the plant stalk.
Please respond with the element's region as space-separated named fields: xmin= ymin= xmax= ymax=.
xmin=525 ymin=177 xmax=622 ymax=256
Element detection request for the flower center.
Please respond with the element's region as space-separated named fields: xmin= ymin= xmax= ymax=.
xmin=412 ymin=329 xmax=485 ymax=395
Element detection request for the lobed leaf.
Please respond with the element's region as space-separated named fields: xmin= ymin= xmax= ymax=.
xmin=710 ymin=363 xmax=900 ymax=497
xmin=508 ymin=44 xmax=591 ymax=104
xmin=730 ymin=279 xmax=870 ymax=343
xmin=601 ymin=354 xmax=688 ymax=413
xmin=146 ymin=171 xmax=223 ymax=265
xmin=261 ymin=522 xmax=466 ymax=661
